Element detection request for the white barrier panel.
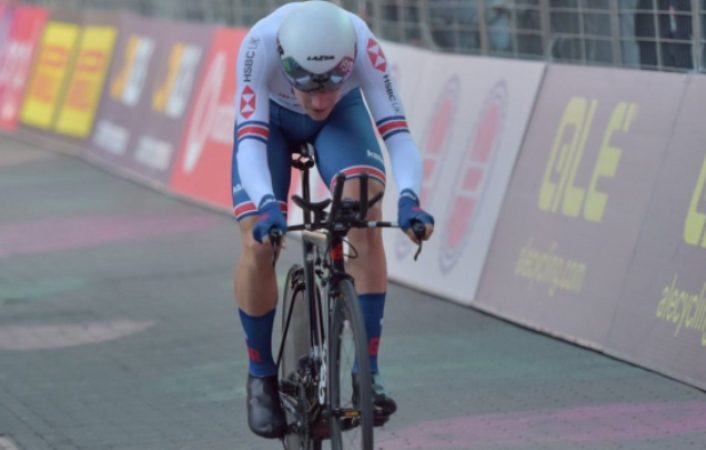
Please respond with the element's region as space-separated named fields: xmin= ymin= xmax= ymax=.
xmin=380 ymin=47 xmax=545 ymax=305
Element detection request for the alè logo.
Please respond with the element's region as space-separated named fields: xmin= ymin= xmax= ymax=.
xmin=684 ymin=152 xmax=706 ymax=247
xmin=539 ymin=97 xmax=638 ymax=223
xmin=182 ymin=52 xmax=234 ymax=174
xmin=152 ymin=42 xmax=203 ymax=118
xmin=110 ymin=35 xmax=155 ymax=107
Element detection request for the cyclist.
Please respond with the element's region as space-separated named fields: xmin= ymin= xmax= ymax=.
xmin=232 ymin=0 xmax=434 ymax=439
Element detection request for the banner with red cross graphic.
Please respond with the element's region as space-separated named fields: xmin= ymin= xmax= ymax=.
xmin=170 ymin=26 xmax=249 ymax=210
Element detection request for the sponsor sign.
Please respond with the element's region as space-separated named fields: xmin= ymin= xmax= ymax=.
xmin=53 ymin=14 xmax=118 ymax=138
xmin=606 ymin=75 xmax=706 ymax=389
xmin=0 ymin=5 xmax=48 ymax=130
xmin=88 ymin=14 xmax=164 ymax=162
xmin=474 ymin=65 xmax=687 ymax=348
xmin=18 ymin=11 xmax=117 ymax=139
xmin=382 ymin=53 xmax=544 ymax=305
xmin=88 ymin=18 xmax=213 ymax=185
xmin=20 ymin=20 xmax=81 ymax=129
xmin=170 ymin=26 xmax=248 ymax=209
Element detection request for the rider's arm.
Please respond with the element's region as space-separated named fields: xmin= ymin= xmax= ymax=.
xmin=352 ymin=20 xmax=423 ymax=197
xmin=234 ymin=30 xmax=274 ymax=209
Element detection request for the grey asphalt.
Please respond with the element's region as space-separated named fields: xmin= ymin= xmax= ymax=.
xmin=1 ymin=132 xmax=706 ymax=450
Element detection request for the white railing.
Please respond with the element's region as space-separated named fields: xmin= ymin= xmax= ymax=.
xmin=22 ymin=0 xmax=706 ymax=72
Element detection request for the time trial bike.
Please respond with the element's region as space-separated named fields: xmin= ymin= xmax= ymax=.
xmin=271 ymin=144 xmax=425 ymax=450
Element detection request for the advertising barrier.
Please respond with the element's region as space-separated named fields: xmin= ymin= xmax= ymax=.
xmin=88 ymin=19 xmax=213 ymax=185
xmin=382 ymin=53 xmax=544 ymax=305
xmin=53 ymin=12 xmax=118 ymax=138
xmin=19 ymin=11 xmax=118 ymax=140
xmin=474 ymin=65 xmax=688 ymax=348
xmin=20 ymin=18 xmax=81 ymax=130
xmin=170 ymin=27 xmax=248 ymax=210
xmin=88 ymin=15 xmax=169 ymax=168
xmin=605 ymin=75 xmax=706 ymax=389
xmin=0 ymin=5 xmax=48 ymax=130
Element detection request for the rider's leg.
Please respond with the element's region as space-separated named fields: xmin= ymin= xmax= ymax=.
xmin=341 ymin=178 xmax=388 ymax=375
xmin=235 ymin=216 xmax=279 ymax=377
xmin=232 ymin=110 xmax=293 ymax=439
xmin=342 ymin=178 xmax=397 ymax=420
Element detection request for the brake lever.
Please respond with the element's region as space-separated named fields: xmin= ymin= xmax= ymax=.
xmin=412 ymin=221 xmax=426 ymax=261
xmin=269 ymin=228 xmax=284 ymax=267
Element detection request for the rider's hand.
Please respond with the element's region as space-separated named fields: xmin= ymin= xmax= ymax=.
xmin=398 ymin=189 xmax=434 ymax=243
xmin=252 ymin=195 xmax=287 ymax=244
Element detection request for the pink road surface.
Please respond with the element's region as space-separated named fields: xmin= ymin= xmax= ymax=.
xmin=0 ymin=214 xmax=219 ymax=258
xmin=377 ymin=401 xmax=706 ymax=449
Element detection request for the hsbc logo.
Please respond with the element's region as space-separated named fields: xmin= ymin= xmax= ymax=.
xmin=367 ymin=38 xmax=387 ymax=73
xmin=439 ymin=80 xmax=507 ymax=273
xmin=240 ymin=85 xmax=256 ymax=119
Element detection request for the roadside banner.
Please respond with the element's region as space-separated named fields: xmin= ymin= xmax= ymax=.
xmin=474 ymin=65 xmax=687 ymax=348
xmin=0 ymin=5 xmax=48 ymax=130
xmin=18 ymin=11 xmax=118 ymax=140
xmin=605 ymin=74 xmax=706 ymax=389
xmin=88 ymin=14 xmax=168 ymax=166
xmin=88 ymin=18 xmax=213 ymax=185
xmin=169 ymin=26 xmax=248 ymax=210
xmin=53 ymin=12 xmax=118 ymax=138
xmin=20 ymin=18 xmax=81 ymax=130
xmin=382 ymin=54 xmax=544 ymax=305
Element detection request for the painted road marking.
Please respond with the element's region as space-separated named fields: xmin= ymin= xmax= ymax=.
xmin=0 ymin=320 xmax=155 ymax=351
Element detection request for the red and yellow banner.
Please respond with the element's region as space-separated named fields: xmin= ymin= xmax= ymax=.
xmin=54 ymin=25 xmax=117 ymax=137
xmin=170 ymin=27 xmax=247 ymax=209
xmin=20 ymin=21 xmax=80 ymax=129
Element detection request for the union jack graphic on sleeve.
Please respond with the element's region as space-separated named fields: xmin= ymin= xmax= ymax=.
xmin=376 ymin=116 xmax=409 ymax=140
xmin=236 ymin=121 xmax=269 ymax=145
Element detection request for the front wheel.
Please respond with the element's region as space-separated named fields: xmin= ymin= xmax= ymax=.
xmin=327 ymin=278 xmax=374 ymax=450
xmin=279 ymin=264 xmax=321 ymax=450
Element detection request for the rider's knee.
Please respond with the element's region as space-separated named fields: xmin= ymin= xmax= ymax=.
xmin=238 ymin=218 xmax=276 ymax=267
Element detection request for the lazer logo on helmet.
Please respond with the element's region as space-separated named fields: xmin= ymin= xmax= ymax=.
xmin=307 ymin=55 xmax=335 ymax=61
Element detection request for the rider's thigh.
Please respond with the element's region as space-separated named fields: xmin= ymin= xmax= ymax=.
xmin=313 ymin=89 xmax=387 ymax=194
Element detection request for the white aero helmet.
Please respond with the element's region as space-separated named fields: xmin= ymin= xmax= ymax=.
xmin=278 ymin=1 xmax=357 ymax=92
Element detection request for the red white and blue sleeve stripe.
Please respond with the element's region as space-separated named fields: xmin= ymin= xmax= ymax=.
xmin=376 ymin=116 xmax=409 ymax=141
xmin=236 ymin=121 xmax=269 ymax=145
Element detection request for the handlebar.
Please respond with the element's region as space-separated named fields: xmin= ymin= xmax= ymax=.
xmin=268 ymin=173 xmax=426 ymax=261
xmin=287 ymin=173 xmax=391 ymax=235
